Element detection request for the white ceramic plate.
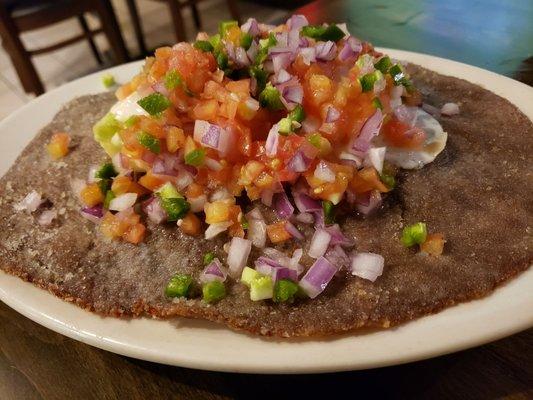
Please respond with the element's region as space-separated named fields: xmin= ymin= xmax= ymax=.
xmin=0 ymin=49 xmax=532 ymax=374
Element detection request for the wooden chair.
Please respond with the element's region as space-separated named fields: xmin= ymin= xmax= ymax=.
xmin=124 ymin=0 xmax=241 ymax=51
xmin=0 ymin=0 xmax=129 ymax=96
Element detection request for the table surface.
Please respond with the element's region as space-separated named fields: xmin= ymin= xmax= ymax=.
xmin=1 ymin=0 xmax=532 ymax=399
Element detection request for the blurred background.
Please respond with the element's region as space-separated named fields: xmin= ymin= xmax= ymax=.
xmin=0 ymin=0 xmax=531 ymax=120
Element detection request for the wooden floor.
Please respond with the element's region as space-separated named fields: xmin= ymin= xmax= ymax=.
xmin=0 ymin=0 xmax=287 ymax=120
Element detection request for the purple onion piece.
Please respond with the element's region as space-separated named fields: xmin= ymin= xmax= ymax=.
xmin=292 ymin=192 xmax=322 ymax=213
xmin=299 ymin=257 xmax=337 ymax=298
xmin=286 ymin=14 xmax=309 ymax=30
xmin=284 ymin=221 xmax=304 ymax=240
xmin=315 ymin=41 xmax=337 ymax=61
xmin=200 ymin=258 xmax=227 ymax=283
xmin=265 ymin=123 xmax=280 ymax=157
xmin=286 ymin=150 xmax=311 ymax=173
xmin=325 ymin=105 xmax=340 ymax=123
xmin=272 ymin=267 xmax=298 ymax=282
xmin=356 ymin=190 xmax=382 ymax=215
xmin=350 ymin=252 xmax=384 ymax=282
xmin=352 ymin=108 xmax=384 ymax=154
xmin=241 ymin=18 xmax=260 ymax=36
xmin=274 ymin=190 xmax=295 ymax=219
xmin=324 ymin=224 xmax=355 ymax=247
xmin=324 ymin=245 xmax=350 ymax=270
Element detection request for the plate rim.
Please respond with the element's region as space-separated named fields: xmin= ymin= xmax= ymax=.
xmin=0 ymin=48 xmax=532 ymax=374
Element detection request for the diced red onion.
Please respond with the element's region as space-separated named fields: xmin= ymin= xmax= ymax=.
xmin=14 ymin=190 xmax=43 ymax=213
xmin=339 ymin=151 xmax=363 ymax=168
xmin=272 ymin=52 xmax=292 ymax=73
xmin=235 ymin=47 xmax=250 ymax=67
xmin=200 ymin=258 xmax=228 ymax=283
xmin=314 ymin=161 xmax=336 ymax=183
xmin=298 ymin=47 xmax=316 ymax=65
xmin=313 ymin=210 xmax=325 ymax=228
xmin=285 ymin=220 xmax=304 ymax=240
xmin=142 ymin=196 xmax=167 ymax=224
xmin=152 ymin=81 xmax=169 ymax=97
xmin=325 ymin=105 xmax=340 ymax=123
xmin=295 ymin=212 xmax=314 ymax=224
xmin=356 ymin=54 xmax=375 ymax=75
xmin=315 ymin=41 xmax=337 ymax=61
xmin=175 ymin=169 xmax=194 ymax=191
xmin=274 ymin=32 xmax=288 ymax=47
xmin=272 ymin=267 xmax=298 ymax=282
xmin=299 ymin=256 xmax=337 ymax=298
xmin=80 ymin=205 xmax=103 ymax=223
xmin=142 ymin=150 xmax=157 ymax=163
xmin=244 ymin=97 xmax=260 ymax=111
xmin=280 ymin=83 xmax=304 ymax=109
xmin=308 ymin=228 xmax=332 ymax=258
xmin=188 ymin=194 xmax=206 ymax=213
xmin=287 ymin=14 xmax=308 ymax=30
xmin=356 ymin=190 xmax=382 ymax=215
xmin=441 ymin=102 xmax=460 ymax=116
xmin=287 ymin=29 xmax=301 ymax=50
xmin=204 ymin=157 xmax=223 ymax=171
xmin=352 ymin=108 xmax=384 ymax=153
xmin=87 ymin=165 xmax=99 ymax=183
xmin=338 ymin=36 xmax=362 ymax=61
xmin=246 ymin=40 xmax=258 ymax=64
xmin=366 ymin=147 xmax=386 ymax=174
xmin=265 ymin=123 xmax=280 ymax=157
xmin=301 ymin=115 xmax=320 ymax=133
xmin=293 ymin=191 xmax=321 ymax=213
xmin=274 ymin=69 xmax=292 ymax=84
xmin=193 ymin=120 xmax=232 ymax=155
xmin=290 ymin=248 xmax=304 ymax=273
xmin=350 ymin=252 xmax=384 ymax=282
xmin=325 ymin=245 xmax=350 ymax=269
xmin=258 ymin=23 xmax=275 ymax=33
xmin=373 ymin=73 xmax=386 ymax=94
xmin=241 ymin=18 xmax=260 ymax=36
xmin=324 ymin=224 xmax=355 ymax=247
xmin=205 ymin=221 xmax=232 ymax=239
xmin=38 ymin=209 xmax=57 ymax=226
xmin=260 ymin=188 xmax=274 ymax=207
xmin=227 ymin=237 xmax=252 ymax=278
xmin=109 ymin=193 xmax=137 ymax=212
xmin=152 ymin=158 xmax=177 ymax=176
xmin=246 ymin=208 xmax=267 ymax=248
xmin=286 ymin=150 xmax=311 ymax=173
xmin=336 ymin=23 xmax=350 ymax=37
xmin=210 ymin=187 xmax=232 ymax=201
xmin=274 ymin=190 xmax=294 ymax=219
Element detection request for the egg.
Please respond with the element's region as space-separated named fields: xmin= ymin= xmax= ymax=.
xmin=384 ymin=108 xmax=448 ymax=169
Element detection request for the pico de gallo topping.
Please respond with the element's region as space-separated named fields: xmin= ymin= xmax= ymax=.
xmin=76 ymin=16 xmax=448 ymax=302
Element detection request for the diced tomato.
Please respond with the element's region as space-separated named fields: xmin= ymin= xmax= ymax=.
xmin=205 ymin=200 xmax=233 ymax=224
xmin=166 ymin=126 xmax=185 ymax=153
xmin=80 ymin=183 xmax=104 ymax=207
xmin=382 ymin=118 xmax=426 ymax=149
xmin=46 ymin=132 xmax=70 ymax=160
xmin=167 ymin=43 xmax=216 ymax=94
xmin=123 ymin=223 xmax=146 ymax=244
xmin=138 ymin=172 xmax=167 ymax=191
xmin=420 ymin=233 xmax=445 ymax=256
xmin=267 ymin=222 xmax=291 ymax=243
xmin=192 ymin=99 xmax=219 ymax=121
xmin=350 ymin=166 xmax=389 ymax=194
xmin=179 ymin=213 xmax=202 ymax=236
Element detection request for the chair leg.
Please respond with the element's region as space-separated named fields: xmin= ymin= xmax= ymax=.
xmin=225 ymin=0 xmax=241 ymax=24
xmin=167 ymin=0 xmax=187 ymax=43
xmin=93 ymin=0 xmax=129 ymax=64
xmin=191 ymin=3 xmax=201 ymax=30
xmin=0 ymin=6 xmax=44 ymax=95
xmin=125 ymin=0 xmax=148 ymax=56
xmin=77 ymin=14 xmax=103 ymax=65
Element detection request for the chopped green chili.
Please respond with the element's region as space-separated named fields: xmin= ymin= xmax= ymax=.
xmin=137 ymin=131 xmax=161 ymax=153
xmin=165 ymin=274 xmax=193 ymax=298
xmin=273 ymin=279 xmax=299 ymax=303
xmin=137 ymin=93 xmax=171 ymax=115
xmin=202 ymin=281 xmax=226 ymax=303
xmin=401 ymin=222 xmax=428 ymax=247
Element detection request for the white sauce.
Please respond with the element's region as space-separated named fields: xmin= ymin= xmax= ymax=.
xmin=110 ymin=91 xmax=149 ymax=122
xmin=383 ymin=108 xmax=448 ymax=169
